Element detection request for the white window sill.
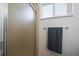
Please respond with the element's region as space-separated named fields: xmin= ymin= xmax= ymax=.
xmin=40 ymin=14 xmax=73 ymax=20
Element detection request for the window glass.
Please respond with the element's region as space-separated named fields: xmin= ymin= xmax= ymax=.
xmin=42 ymin=4 xmax=53 ymax=18
xmin=55 ymin=3 xmax=67 ymax=16
xmin=40 ymin=3 xmax=72 ymax=19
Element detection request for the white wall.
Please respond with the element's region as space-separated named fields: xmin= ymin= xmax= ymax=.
xmin=0 ymin=3 xmax=4 ymax=56
xmin=0 ymin=3 xmax=4 ymax=42
xmin=39 ymin=3 xmax=79 ymax=56
xmin=0 ymin=3 xmax=7 ymax=56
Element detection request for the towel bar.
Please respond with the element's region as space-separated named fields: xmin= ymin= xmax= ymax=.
xmin=43 ymin=27 xmax=69 ymax=30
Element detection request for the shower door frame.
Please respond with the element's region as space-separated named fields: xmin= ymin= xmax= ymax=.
xmin=3 ymin=3 xmax=8 ymax=56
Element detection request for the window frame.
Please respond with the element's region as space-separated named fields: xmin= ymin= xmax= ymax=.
xmin=40 ymin=3 xmax=73 ymax=20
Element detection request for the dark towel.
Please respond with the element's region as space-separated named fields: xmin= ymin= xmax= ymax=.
xmin=48 ymin=27 xmax=63 ymax=54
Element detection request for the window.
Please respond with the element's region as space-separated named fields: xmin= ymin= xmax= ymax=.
xmin=55 ymin=3 xmax=67 ymax=16
xmin=42 ymin=4 xmax=53 ymax=18
xmin=40 ymin=3 xmax=72 ymax=19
